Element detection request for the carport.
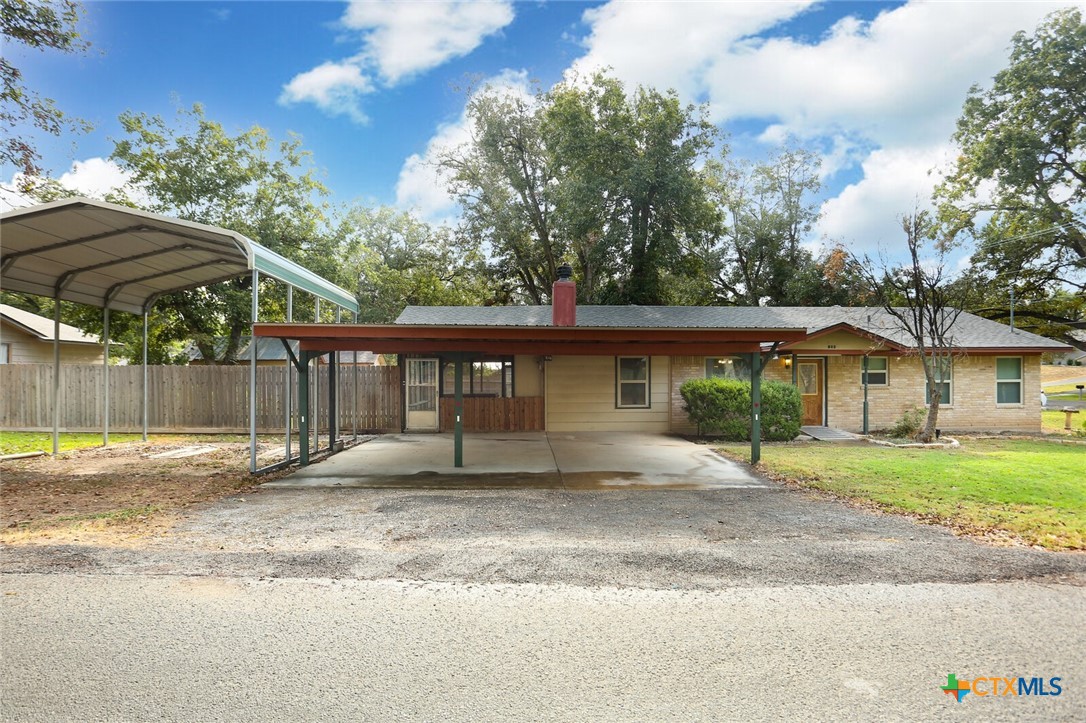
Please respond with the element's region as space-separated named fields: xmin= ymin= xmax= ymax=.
xmin=252 ymin=320 xmax=807 ymax=464
xmin=0 ymin=197 xmax=359 ymax=473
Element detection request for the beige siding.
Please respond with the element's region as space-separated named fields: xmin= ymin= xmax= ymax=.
xmin=0 ymin=324 xmax=104 ymax=364
xmin=514 ymin=355 xmax=543 ymax=397
xmin=822 ymin=354 xmax=1043 ymax=433
xmin=546 ymin=355 xmax=670 ymax=432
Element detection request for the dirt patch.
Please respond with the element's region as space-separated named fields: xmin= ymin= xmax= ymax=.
xmin=1 ymin=441 xmax=289 ymax=545
xmin=1042 ymin=365 xmax=1086 ymax=384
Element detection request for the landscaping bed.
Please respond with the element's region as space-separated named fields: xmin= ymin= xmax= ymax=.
xmin=715 ymin=437 xmax=1086 ymax=551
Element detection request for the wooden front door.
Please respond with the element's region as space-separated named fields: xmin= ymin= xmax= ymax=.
xmin=797 ymin=358 xmax=824 ymax=426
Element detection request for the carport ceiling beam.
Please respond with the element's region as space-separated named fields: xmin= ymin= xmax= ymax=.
xmin=295 ymin=339 xmax=765 ymax=355
xmin=1 ymin=226 xmax=147 ymax=273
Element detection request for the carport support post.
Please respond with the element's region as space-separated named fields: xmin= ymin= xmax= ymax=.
xmin=750 ymin=352 xmax=762 ymax=465
xmin=285 ymin=285 xmax=293 ymax=463
xmin=141 ymin=308 xmax=149 ymax=441
xmin=328 ymin=351 xmax=337 ymax=450
xmin=454 ymin=356 xmax=464 ymax=468
xmin=862 ymin=355 xmax=870 ymax=435
xmin=298 ymin=351 xmax=311 ymax=466
xmin=352 ymin=312 xmax=358 ymax=440
xmin=102 ymin=305 xmax=110 ymax=446
xmin=52 ymin=299 xmax=61 ymax=457
xmin=249 ymin=269 xmax=259 ymax=474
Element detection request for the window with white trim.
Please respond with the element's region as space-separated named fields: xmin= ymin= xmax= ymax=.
xmin=861 ymin=356 xmax=888 ymax=386
xmin=0 ymin=343 xmax=9 ymax=364
xmin=925 ymin=358 xmax=953 ymax=405
xmin=616 ymin=356 xmax=650 ymax=408
xmin=996 ymin=357 xmax=1023 ymax=404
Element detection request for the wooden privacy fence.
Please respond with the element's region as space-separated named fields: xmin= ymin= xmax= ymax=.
xmin=0 ymin=363 xmax=401 ymax=433
xmin=439 ymin=396 xmax=544 ymax=432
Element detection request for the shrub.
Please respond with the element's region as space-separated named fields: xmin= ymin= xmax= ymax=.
xmin=680 ymin=378 xmax=802 ymax=441
xmin=888 ymin=406 xmax=926 ymax=440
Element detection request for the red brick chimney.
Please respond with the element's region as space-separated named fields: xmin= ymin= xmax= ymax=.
xmin=552 ymin=263 xmax=576 ymax=327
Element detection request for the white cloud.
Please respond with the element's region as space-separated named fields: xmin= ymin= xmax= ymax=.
xmin=345 ymin=0 xmax=515 ymax=85
xmin=279 ymin=61 xmax=374 ymax=123
xmin=2 ymin=158 xmax=147 ymax=212
xmin=282 ymin=0 xmax=514 ymax=122
xmin=396 ymin=69 xmax=531 ymax=224
xmin=815 ymin=144 xmax=954 ymax=254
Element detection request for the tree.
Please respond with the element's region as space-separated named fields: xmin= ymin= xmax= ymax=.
xmin=854 ymin=211 xmax=968 ymax=443
xmin=1 ymin=0 xmax=92 ymax=187
xmin=702 ymin=148 xmax=828 ymax=306
xmin=935 ymin=8 xmax=1085 ymax=349
xmin=102 ymin=104 xmax=333 ymax=363
xmin=438 ymin=83 xmax=564 ymax=305
xmin=544 ymin=73 xmax=719 ymax=304
xmin=336 ymin=206 xmax=485 ymax=323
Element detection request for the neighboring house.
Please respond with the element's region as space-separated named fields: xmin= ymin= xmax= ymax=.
xmin=0 ymin=304 xmax=106 ymax=364
xmin=188 ymin=337 xmax=381 ymax=366
xmin=392 ymin=302 xmax=1066 ymax=435
xmin=1046 ymin=330 xmax=1085 ymax=366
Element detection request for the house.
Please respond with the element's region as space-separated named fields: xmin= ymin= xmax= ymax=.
xmin=1045 ymin=330 xmax=1085 ymax=366
xmin=254 ymin=272 xmax=1069 ymax=438
xmin=187 ymin=337 xmax=381 ymax=366
xmin=0 ymin=304 xmax=107 ymax=364
xmin=390 ymin=304 xmax=1065 ymax=436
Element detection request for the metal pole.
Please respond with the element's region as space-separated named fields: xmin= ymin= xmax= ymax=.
xmin=52 ymin=300 xmax=61 ymax=457
xmin=328 ymin=350 xmax=337 ymax=450
xmin=334 ymin=307 xmax=341 ymax=444
xmin=750 ymin=352 xmax=762 ymax=465
xmin=299 ymin=352 xmax=310 ymax=466
xmin=102 ymin=305 xmax=110 ymax=447
xmin=142 ymin=308 xmax=149 ymax=441
xmin=249 ymin=269 xmax=259 ymax=474
xmin=286 ymin=285 xmax=293 ymax=464
xmin=454 ymin=357 xmax=464 ymax=468
xmin=1009 ymin=286 xmax=1015 ymax=332
xmin=862 ymin=355 xmax=870 ymax=435
xmin=352 ymin=312 xmax=358 ymax=440
xmin=314 ymin=298 xmax=320 ymax=452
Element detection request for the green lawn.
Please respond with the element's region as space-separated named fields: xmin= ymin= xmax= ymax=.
xmin=1043 ymin=409 xmax=1085 ymax=434
xmin=716 ymin=439 xmax=1086 ymax=550
xmin=0 ymin=431 xmax=258 ymax=455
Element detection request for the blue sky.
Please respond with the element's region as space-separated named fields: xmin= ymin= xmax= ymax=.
xmin=5 ymin=0 xmax=1080 ymax=256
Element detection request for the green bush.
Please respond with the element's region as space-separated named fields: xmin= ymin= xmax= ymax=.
xmin=888 ymin=406 xmax=926 ymax=439
xmin=680 ymin=378 xmax=801 ymax=441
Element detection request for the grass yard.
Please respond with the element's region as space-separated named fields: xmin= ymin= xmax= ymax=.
xmin=0 ymin=431 xmax=256 ymax=456
xmin=716 ymin=438 xmax=1086 ymax=550
xmin=1043 ymin=409 xmax=1085 ymax=435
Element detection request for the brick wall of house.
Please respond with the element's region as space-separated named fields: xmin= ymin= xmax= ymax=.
xmin=822 ymin=354 xmax=1042 ymax=433
xmin=667 ymin=352 xmax=1043 ymax=434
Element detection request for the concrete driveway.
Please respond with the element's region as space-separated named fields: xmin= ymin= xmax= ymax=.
xmin=264 ymin=432 xmax=766 ymax=490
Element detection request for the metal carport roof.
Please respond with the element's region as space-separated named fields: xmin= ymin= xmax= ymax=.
xmin=0 ymin=197 xmax=358 ymax=315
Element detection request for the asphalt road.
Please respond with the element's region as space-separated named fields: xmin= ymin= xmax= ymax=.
xmin=3 ymin=482 xmax=1085 ymax=721
xmin=3 ymin=573 xmax=1083 ymax=721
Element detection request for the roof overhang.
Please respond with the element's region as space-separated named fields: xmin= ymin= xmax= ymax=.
xmin=0 ymin=197 xmax=358 ymax=315
xmin=253 ymin=322 xmax=808 ymax=356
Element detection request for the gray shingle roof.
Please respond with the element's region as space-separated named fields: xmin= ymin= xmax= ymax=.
xmin=1 ymin=303 xmax=102 ymax=345
xmin=187 ymin=337 xmax=379 ymax=363
xmin=395 ymin=305 xmax=1067 ymax=351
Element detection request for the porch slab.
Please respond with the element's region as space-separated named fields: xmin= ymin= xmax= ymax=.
xmin=264 ymin=432 xmax=768 ymax=490
xmin=801 ymin=426 xmax=859 ymax=441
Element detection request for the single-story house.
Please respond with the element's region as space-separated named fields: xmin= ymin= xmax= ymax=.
xmin=1045 ymin=330 xmax=1085 ymax=366
xmin=392 ymin=304 xmax=1064 ymax=435
xmin=254 ymin=272 xmax=1068 ymax=437
xmin=0 ymin=303 xmax=107 ymax=364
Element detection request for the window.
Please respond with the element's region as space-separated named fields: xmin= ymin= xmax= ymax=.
xmin=617 ymin=356 xmax=650 ymax=408
xmin=861 ymin=356 xmax=888 ymax=386
xmin=705 ymin=356 xmax=750 ymax=381
xmin=0 ymin=343 xmax=8 ymax=364
xmin=996 ymin=357 xmax=1022 ymax=404
xmin=441 ymin=357 xmax=513 ymax=398
xmin=925 ymin=358 xmax=953 ymax=405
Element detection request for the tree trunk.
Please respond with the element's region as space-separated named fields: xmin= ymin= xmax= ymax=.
xmin=920 ymin=386 xmax=940 ymax=443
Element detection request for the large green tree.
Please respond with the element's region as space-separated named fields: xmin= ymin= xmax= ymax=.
xmin=936 ymin=7 xmax=1085 ymax=349
xmin=544 ymin=73 xmax=719 ymax=305
xmin=336 ymin=206 xmax=486 ymax=323
xmin=438 ymin=83 xmax=563 ymax=304
xmin=1 ymin=0 xmax=91 ymax=187
xmin=702 ymin=148 xmax=830 ymax=306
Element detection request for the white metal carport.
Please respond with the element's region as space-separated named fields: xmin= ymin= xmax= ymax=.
xmin=0 ymin=197 xmax=360 ymax=472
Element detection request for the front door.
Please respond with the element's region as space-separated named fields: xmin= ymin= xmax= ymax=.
xmin=797 ymin=358 xmax=824 ymax=426
xmin=405 ymin=358 xmax=439 ymax=430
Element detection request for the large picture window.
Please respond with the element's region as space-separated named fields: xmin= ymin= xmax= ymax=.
xmin=925 ymin=358 xmax=953 ymax=405
xmin=996 ymin=357 xmax=1023 ymax=404
xmin=705 ymin=356 xmax=750 ymax=381
xmin=861 ymin=356 xmax=888 ymax=386
xmin=617 ymin=356 xmax=650 ymax=408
